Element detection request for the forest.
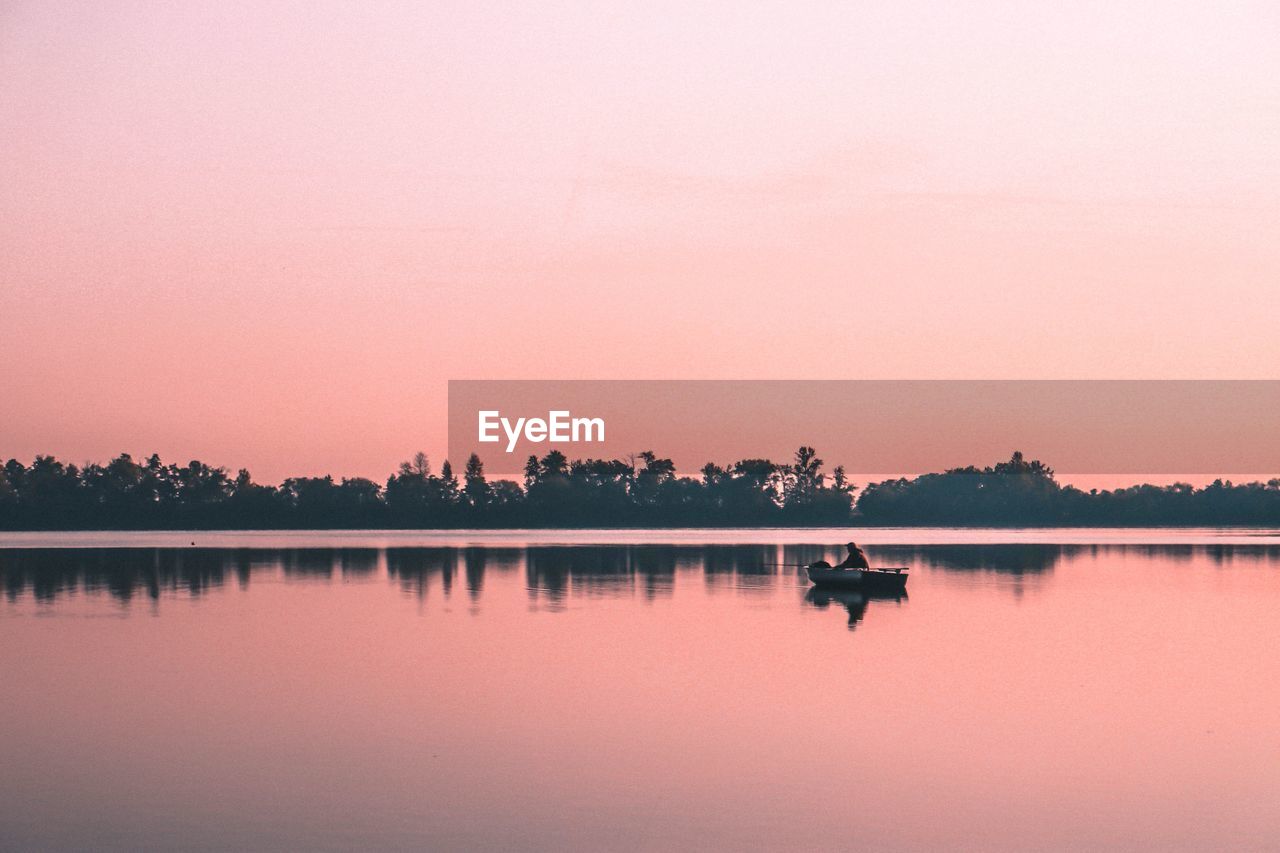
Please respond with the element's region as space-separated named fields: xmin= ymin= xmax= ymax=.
xmin=0 ymin=449 xmax=1277 ymax=529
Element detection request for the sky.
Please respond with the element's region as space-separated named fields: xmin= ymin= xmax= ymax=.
xmin=2 ymin=1 xmax=1278 ymax=482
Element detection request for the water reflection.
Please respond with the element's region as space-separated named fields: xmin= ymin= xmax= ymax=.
xmin=518 ymin=544 xmax=788 ymax=605
xmin=386 ymin=547 xmax=456 ymax=598
xmin=805 ymin=586 xmax=907 ymax=631
xmin=1201 ymin=543 xmax=1280 ymax=564
xmin=5 ymin=542 xmax=1279 ymax=606
xmin=4 ymin=538 xmax=1280 ymax=852
xmin=872 ymin=544 xmax=1067 ymax=574
xmin=280 ymin=547 xmax=380 ymax=579
xmin=0 ymin=548 xmax=234 ymax=602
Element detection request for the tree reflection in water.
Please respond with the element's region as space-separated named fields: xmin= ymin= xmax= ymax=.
xmin=5 ymin=543 xmax=1275 ymax=610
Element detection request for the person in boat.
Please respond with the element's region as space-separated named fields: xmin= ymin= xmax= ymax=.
xmin=809 ymin=542 xmax=870 ymax=572
xmin=833 ymin=541 xmax=870 ymax=570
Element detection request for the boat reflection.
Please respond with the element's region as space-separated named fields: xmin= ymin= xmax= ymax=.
xmin=804 ymin=585 xmax=907 ymax=631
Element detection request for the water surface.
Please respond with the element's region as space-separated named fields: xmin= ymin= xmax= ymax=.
xmin=3 ymin=530 xmax=1279 ymax=850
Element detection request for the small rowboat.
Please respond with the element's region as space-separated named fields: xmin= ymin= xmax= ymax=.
xmin=807 ymin=566 xmax=909 ymax=592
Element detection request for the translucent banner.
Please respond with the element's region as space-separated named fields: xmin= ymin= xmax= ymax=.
xmin=448 ymin=380 xmax=1280 ymax=477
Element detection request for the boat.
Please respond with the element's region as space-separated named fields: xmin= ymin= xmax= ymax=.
xmin=806 ymin=565 xmax=909 ymax=592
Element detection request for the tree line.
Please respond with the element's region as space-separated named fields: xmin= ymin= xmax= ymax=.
xmin=0 ymin=449 xmax=1277 ymax=529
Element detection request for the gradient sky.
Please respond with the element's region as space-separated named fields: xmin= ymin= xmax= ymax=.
xmin=3 ymin=1 xmax=1278 ymax=481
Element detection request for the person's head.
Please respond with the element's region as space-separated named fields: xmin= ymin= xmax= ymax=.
xmin=846 ymin=542 xmax=857 ymax=551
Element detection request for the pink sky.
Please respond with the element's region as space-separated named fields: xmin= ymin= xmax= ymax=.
xmin=2 ymin=1 xmax=1278 ymax=482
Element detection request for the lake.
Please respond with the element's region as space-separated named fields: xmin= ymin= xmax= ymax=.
xmin=3 ymin=529 xmax=1280 ymax=851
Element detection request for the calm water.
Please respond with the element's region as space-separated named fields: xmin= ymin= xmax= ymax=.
xmin=3 ymin=529 xmax=1280 ymax=851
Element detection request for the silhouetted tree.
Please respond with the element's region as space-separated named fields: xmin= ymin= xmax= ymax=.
xmin=463 ymin=453 xmax=489 ymax=508
xmin=783 ymin=446 xmax=824 ymax=506
xmin=386 ymin=453 xmax=451 ymax=525
xmin=858 ymin=451 xmax=1064 ymax=525
xmin=439 ymin=460 xmax=460 ymax=506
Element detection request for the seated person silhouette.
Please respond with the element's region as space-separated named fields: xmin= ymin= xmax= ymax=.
xmin=809 ymin=542 xmax=870 ymax=571
xmin=834 ymin=541 xmax=870 ymax=569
